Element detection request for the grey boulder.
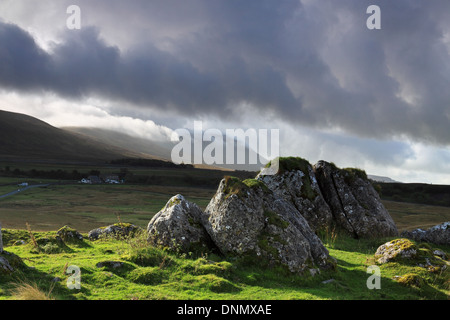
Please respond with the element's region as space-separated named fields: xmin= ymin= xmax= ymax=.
xmin=314 ymin=161 xmax=398 ymax=238
xmin=203 ymin=177 xmax=335 ymax=274
xmin=147 ymin=194 xmax=214 ymax=252
xmin=401 ymin=222 xmax=450 ymax=246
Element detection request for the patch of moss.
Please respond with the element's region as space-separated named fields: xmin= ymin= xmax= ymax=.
xmin=186 ymin=258 xmax=233 ymax=276
xmin=242 ymin=179 xmax=270 ymax=193
xmin=264 ymin=210 xmax=289 ymax=229
xmin=127 ymin=246 xmax=175 ymax=268
xmin=266 ymin=156 xmax=311 ymax=175
xmin=127 ymin=267 xmax=168 ymax=285
xmin=188 ymin=274 xmax=241 ymax=293
xmin=165 ymin=197 xmax=183 ymax=209
xmin=223 ymin=176 xmax=247 ymax=198
xmin=396 ymin=273 xmax=424 ymax=288
xmin=342 ymin=167 xmax=368 ymax=184
xmin=223 ymin=176 xmax=269 ymax=199
xmin=257 ymin=230 xmax=287 ymax=259
xmin=387 ymin=238 xmax=417 ymax=256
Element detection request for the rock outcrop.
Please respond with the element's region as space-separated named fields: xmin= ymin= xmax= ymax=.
xmin=256 ymin=157 xmax=333 ymax=232
xmin=401 ymin=222 xmax=450 ymax=246
xmin=89 ymin=223 xmax=141 ymax=241
xmin=202 ymin=177 xmax=335 ymax=274
xmin=313 ymin=160 xmax=398 ymax=238
xmin=147 ymin=194 xmax=215 ymax=252
xmin=146 ymin=156 xmax=400 ymax=274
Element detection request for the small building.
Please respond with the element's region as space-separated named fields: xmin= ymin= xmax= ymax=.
xmin=18 ymin=182 xmax=28 ymax=187
xmin=88 ymin=176 xmax=102 ymax=184
xmin=103 ymin=175 xmax=121 ymax=184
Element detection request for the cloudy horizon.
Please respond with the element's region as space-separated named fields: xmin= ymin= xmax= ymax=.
xmin=1 ymin=0 xmax=450 ymax=184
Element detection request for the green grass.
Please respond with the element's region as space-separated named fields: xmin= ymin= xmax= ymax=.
xmin=1 ymin=162 xmax=449 ymax=300
xmin=382 ymin=200 xmax=450 ymax=232
xmin=0 ymin=228 xmax=448 ymax=300
xmin=0 ymin=182 xmax=215 ymax=233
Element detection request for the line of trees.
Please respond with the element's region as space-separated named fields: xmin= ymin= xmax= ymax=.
xmin=1 ymin=166 xmax=86 ymax=180
xmin=109 ymin=158 xmax=193 ymax=168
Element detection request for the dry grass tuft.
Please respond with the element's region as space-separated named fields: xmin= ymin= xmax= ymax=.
xmin=10 ymin=281 xmax=55 ymax=300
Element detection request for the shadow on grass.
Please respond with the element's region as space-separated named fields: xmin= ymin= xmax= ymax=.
xmin=0 ymin=251 xmax=92 ymax=300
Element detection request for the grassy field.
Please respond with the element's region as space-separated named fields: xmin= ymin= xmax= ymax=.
xmin=0 ymin=181 xmax=215 ymax=232
xmin=382 ymin=200 xmax=450 ymax=231
xmin=1 ymin=176 xmax=449 ymax=234
xmin=0 ymin=228 xmax=448 ymax=300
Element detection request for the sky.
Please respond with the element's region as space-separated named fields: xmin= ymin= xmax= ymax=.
xmin=0 ymin=0 xmax=450 ymax=184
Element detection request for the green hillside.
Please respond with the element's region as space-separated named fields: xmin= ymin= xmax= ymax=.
xmin=0 ymin=110 xmax=148 ymax=162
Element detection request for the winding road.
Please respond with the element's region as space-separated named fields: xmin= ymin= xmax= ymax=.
xmin=0 ymin=184 xmax=50 ymax=199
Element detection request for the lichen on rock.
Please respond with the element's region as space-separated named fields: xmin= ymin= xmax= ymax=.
xmin=375 ymin=238 xmax=418 ymax=264
xmin=314 ymin=160 xmax=398 ymax=238
xmin=203 ymin=177 xmax=336 ymax=274
xmin=401 ymin=222 xmax=449 ymax=246
xmin=147 ymin=194 xmax=215 ymax=253
xmin=257 ymin=157 xmax=333 ymax=232
xmin=89 ymin=223 xmax=141 ymax=241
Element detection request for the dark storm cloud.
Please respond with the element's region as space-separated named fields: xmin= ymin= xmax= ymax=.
xmin=0 ymin=22 xmax=51 ymax=90
xmin=0 ymin=20 xmax=299 ymax=118
xmin=1 ymin=0 xmax=450 ymax=146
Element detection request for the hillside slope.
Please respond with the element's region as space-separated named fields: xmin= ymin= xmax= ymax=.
xmin=0 ymin=110 xmax=150 ymax=162
xmin=62 ymin=127 xmax=171 ymax=161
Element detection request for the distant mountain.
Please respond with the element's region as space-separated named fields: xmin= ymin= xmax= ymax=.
xmin=65 ymin=126 xmax=263 ymax=172
xmin=368 ymin=175 xmax=400 ymax=183
xmin=62 ymin=127 xmax=172 ymax=161
xmin=0 ymin=110 xmax=153 ymax=162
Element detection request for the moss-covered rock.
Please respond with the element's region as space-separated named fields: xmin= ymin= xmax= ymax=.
xmin=57 ymin=226 xmax=83 ymax=242
xmin=375 ymin=239 xmax=418 ymax=264
xmin=375 ymin=238 xmax=449 ymax=273
xmin=88 ymin=223 xmax=141 ymax=241
xmin=222 ymin=176 xmax=270 ymax=200
xmin=204 ymin=177 xmax=335 ymax=274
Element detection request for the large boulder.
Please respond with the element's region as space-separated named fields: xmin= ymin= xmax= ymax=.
xmin=401 ymin=222 xmax=450 ymax=246
xmin=203 ymin=177 xmax=335 ymax=274
xmin=147 ymin=194 xmax=214 ymax=252
xmin=256 ymin=157 xmax=333 ymax=232
xmin=313 ymin=161 xmax=398 ymax=238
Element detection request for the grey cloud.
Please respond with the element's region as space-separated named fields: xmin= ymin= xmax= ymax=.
xmin=1 ymin=0 xmax=450 ymax=147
